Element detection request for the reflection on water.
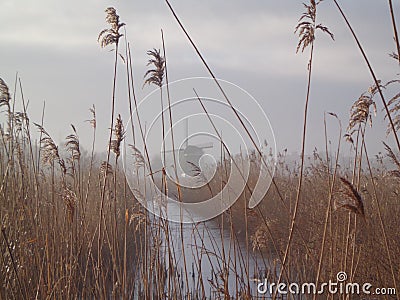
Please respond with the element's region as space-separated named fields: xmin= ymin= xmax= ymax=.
xmin=144 ymin=202 xmax=274 ymax=299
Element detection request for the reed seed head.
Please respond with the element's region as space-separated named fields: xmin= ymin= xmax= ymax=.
xmin=61 ymin=186 xmax=76 ymax=223
xmin=129 ymin=144 xmax=145 ymax=169
xmin=334 ymin=177 xmax=365 ymax=216
xmin=100 ymin=161 xmax=113 ymax=177
xmin=110 ymin=114 xmax=125 ymax=158
xmin=295 ymin=0 xmax=334 ymax=53
xmin=65 ymin=124 xmax=81 ymax=162
xmin=86 ymin=105 xmax=96 ymax=129
xmin=143 ymin=48 xmax=165 ymax=88
xmin=98 ymin=7 xmax=125 ymax=48
xmin=346 ymin=81 xmax=380 ymax=140
xmin=0 ymin=78 xmax=11 ymax=111
xmin=35 ymin=123 xmax=66 ymax=175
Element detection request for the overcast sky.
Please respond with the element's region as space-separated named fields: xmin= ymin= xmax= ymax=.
xmin=1 ymin=0 xmax=399 ymax=160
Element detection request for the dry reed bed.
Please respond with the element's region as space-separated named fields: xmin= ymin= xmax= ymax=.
xmin=1 ymin=1 xmax=400 ymax=299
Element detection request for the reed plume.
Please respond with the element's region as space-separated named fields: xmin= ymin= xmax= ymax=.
xmin=0 ymin=78 xmax=11 ymax=134
xmin=334 ymin=177 xmax=365 ymax=216
xmin=110 ymin=114 xmax=125 ymax=158
xmin=346 ymin=82 xmax=380 ymax=141
xmin=35 ymin=123 xmax=66 ymax=175
xmin=86 ymin=105 xmax=96 ymax=129
xmin=0 ymin=78 xmax=10 ymax=111
xmin=100 ymin=161 xmax=113 ymax=177
xmin=295 ymin=0 xmax=334 ymax=53
xmin=12 ymin=112 xmax=28 ymax=135
xmin=129 ymin=144 xmax=146 ymax=169
xmin=66 ymin=124 xmax=81 ymax=162
xmin=98 ymin=7 xmax=125 ymax=48
xmin=143 ymin=49 xmax=165 ymax=88
xmin=62 ymin=185 xmax=77 ymax=223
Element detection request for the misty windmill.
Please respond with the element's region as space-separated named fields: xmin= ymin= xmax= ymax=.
xmin=164 ymin=118 xmax=213 ymax=177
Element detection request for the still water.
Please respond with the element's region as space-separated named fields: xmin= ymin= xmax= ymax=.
xmin=144 ymin=202 xmax=274 ymax=299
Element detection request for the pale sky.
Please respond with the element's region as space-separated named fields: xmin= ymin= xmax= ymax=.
xmin=1 ymin=0 xmax=399 ymax=159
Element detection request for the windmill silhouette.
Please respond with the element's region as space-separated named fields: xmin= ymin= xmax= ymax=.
xmin=164 ymin=118 xmax=213 ymax=177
